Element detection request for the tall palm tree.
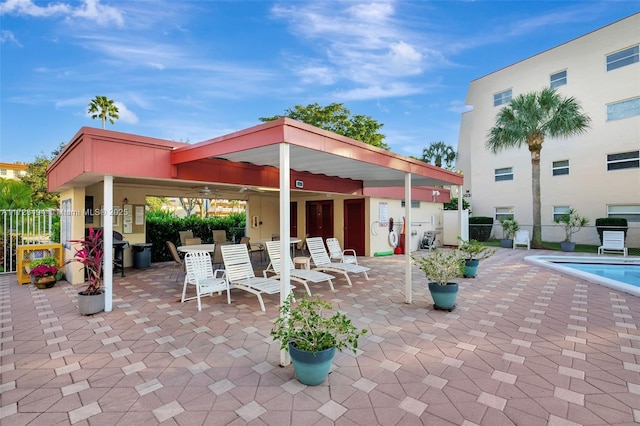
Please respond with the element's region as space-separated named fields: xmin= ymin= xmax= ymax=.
xmin=88 ymin=96 xmax=119 ymax=129
xmin=421 ymin=141 xmax=457 ymax=168
xmin=486 ymin=87 xmax=590 ymax=248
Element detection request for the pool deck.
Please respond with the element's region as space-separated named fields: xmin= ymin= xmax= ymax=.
xmin=1 ymin=248 xmax=639 ymax=425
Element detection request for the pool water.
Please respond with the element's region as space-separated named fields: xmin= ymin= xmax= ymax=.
xmin=557 ymin=263 xmax=640 ymax=287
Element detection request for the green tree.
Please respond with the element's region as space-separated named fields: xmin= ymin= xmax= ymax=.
xmin=88 ymin=95 xmax=119 ymax=129
xmin=0 ymin=179 xmax=32 ymax=209
xmin=146 ymin=196 xmax=171 ymax=213
xmin=260 ymin=103 xmax=389 ymax=150
xmin=421 ymin=141 xmax=457 ymax=169
xmin=486 ymin=88 xmax=590 ymax=248
xmin=19 ymin=142 xmax=65 ymax=208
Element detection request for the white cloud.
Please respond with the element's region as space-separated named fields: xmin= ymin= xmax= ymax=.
xmin=0 ymin=29 xmax=21 ymax=46
xmin=0 ymin=0 xmax=123 ymax=26
xmin=448 ymin=100 xmax=473 ymax=114
xmin=114 ymin=101 xmax=138 ymax=124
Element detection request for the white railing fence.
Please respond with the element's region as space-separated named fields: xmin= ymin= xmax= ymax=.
xmin=1 ymin=209 xmax=56 ymax=274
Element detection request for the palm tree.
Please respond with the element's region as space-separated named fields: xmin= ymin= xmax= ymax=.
xmin=88 ymin=96 xmax=119 ymax=129
xmin=486 ymin=87 xmax=590 ymax=248
xmin=421 ymin=141 xmax=457 ymax=168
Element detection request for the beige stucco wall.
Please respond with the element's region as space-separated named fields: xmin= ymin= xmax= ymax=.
xmin=457 ymin=14 xmax=640 ymax=246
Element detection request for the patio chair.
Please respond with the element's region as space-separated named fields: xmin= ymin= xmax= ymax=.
xmin=326 ymin=237 xmax=358 ymax=264
xmin=166 ymin=241 xmax=185 ymax=281
xmin=185 ymin=237 xmax=202 ymax=245
xmin=178 ymin=230 xmax=193 ymax=246
xmin=306 ymin=237 xmax=370 ymax=286
xmin=598 ymin=231 xmax=628 ymax=256
xmin=513 ymin=230 xmax=530 ymax=250
xmin=212 ymin=230 xmax=227 ymax=243
xmin=182 ymin=251 xmax=230 ymax=311
xmin=221 ymin=244 xmax=294 ymax=312
xmin=263 ymin=240 xmax=336 ymax=294
xmin=239 ymin=236 xmax=265 ymax=263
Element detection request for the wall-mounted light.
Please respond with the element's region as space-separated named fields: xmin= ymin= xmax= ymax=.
xmin=123 ymin=197 xmax=129 ymax=205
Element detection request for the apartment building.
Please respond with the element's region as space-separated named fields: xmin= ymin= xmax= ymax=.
xmin=0 ymin=162 xmax=28 ymax=180
xmin=457 ymin=13 xmax=639 ymax=246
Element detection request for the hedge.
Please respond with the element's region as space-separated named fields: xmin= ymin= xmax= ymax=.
xmin=146 ymin=212 xmax=246 ymax=262
xmin=469 ymin=216 xmax=493 ymax=242
xmin=594 ymin=217 xmax=628 ymax=244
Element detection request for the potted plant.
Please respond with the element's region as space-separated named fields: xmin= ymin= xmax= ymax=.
xmin=458 ymin=238 xmax=495 ymax=278
xmin=555 ymin=208 xmax=589 ymax=252
xmin=413 ymin=249 xmax=465 ymax=311
xmin=29 ymin=257 xmax=62 ymax=289
xmin=66 ymin=227 xmax=105 ymax=315
xmin=270 ymin=294 xmax=368 ymax=386
xmin=499 ymin=218 xmax=519 ymax=248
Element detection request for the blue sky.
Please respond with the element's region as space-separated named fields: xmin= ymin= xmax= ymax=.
xmin=1 ymin=1 xmax=638 ymax=164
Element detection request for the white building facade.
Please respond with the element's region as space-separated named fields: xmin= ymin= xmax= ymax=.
xmin=457 ymin=13 xmax=639 ymax=247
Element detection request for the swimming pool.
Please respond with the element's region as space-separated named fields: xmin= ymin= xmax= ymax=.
xmin=525 ymin=255 xmax=640 ymax=297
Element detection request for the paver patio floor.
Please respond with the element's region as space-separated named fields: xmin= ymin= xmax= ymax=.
xmin=1 ymin=248 xmax=639 ymax=425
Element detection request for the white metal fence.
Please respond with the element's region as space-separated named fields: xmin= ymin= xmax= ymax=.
xmin=1 ymin=209 xmax=55 ymax=274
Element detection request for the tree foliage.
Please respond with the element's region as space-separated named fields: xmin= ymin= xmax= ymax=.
xmin=88 ymin=95 xmax=119 ymax=129
xmin=421 ymin=141 xmax=457 ymax=169
xmin=0 ymin=179 xmax=32 ymax=209
xmin=260 ymin=103 xmax=389 ymax=150
xmin=486 ymin=88 xmax=590 ymax=248
xmin=18 ymin=142 xmax=65 ymax=208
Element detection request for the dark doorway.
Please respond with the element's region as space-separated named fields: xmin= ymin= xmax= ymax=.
xmin=344 ymin=198 xmax=365 ymax=255
xmin=290 ymin=202 xmax=298 ymax=237
xmin=306 ymin=200 xmax=334 ymax=241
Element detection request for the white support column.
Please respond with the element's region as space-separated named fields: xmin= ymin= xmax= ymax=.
xmin=103 ymin=175 xmax=113 ymax=312
xmin=279 ymin=142 xmax=291 ymax=367
xmin=457 ymin=185 xmax=463 ymax=244
xmin=404 ymin=172 xmax=412 ymax=304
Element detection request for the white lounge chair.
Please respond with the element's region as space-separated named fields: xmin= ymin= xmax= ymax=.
xmin=326 ymin=237 xmax=358 ymax=264
xmin=598 ymin=231 xmax=628 ymax=257
xmin=306 ymin=237 xmax=370 ymax=286
xmin=513 ymin=230 xmax=530 ymax=250
xmin=263 ymin=241 xmax=336 ymax=294
xmin=221 ymin=244 xmax=294 ymax=311
xmin=182 ymin=251 xmax=229 ymax=311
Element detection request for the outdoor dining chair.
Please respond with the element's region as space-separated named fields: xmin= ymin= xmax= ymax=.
xmin=182 ymin=251 xmax=229 ymax=311
xmin=184 ymin=237 xmax=202 ymax=245
xmin=306 ymin=237 xmax=370 ymax=286
xmin=166 ymin=241 xmax=185 ymax=281
xmin=263 ymin=240 xmax=336 ymax=294
xmin=178 ymin=230 xmax=193 ymax=246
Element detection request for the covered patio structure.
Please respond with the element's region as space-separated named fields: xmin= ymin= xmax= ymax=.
xmin=47 ymin=118 xmax=463 ymax=319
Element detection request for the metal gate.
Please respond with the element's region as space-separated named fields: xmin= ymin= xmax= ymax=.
xmin=1 ymin=209 xmax=55 ymax=274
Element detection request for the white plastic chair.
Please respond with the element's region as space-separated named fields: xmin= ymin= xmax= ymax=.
xmin=326 ymin=238 xmax=358 ymax=264
xmin=221 ymin=244 xmax=294 ymax=312
xmin=513 ymin=230 xmax=530 ymax=250
xmin=306 ymin=237 xmax=370 ymax=286
xmin=182 ymin=251 xmax=229 ymax=311
xmin=598 ymin=231 xmax=628 ymax=256
xmin=263 ymin=241 xmax=335 ymax=293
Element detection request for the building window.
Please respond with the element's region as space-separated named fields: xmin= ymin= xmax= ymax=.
xmin=495 ymin=207 xmax=514 ymax=222
xmin=550 ymin=70 xmax=567 ymax=88
xmin=400 ymin=200 xmax=420 ymax=208
xmin=494 ymin=89 xmax=512 ymax=107
xmin=494 ymin=167 xmax=513 ymax=181
xmin=0 ymin=169 xmax=6 ymax=176
xmin=607 ymin=97 xmax=640 ymax=121
xmin=607 ymin=151 xmax=639 ymax=171
xmin=608 ymin=205 xmax=640 ymax=222
xmin=552 ymin=160 xmax=569 ymax=176
xmin=606 ymin=45 xmax=639 ymax=71
xmin=553 ymin=206 xmax=571 ymax=221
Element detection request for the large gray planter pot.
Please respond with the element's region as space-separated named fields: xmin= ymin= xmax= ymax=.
xmin=500 ymin=239 xmax=513 ymax=248
xmin=77 ymin=291 xmax=105 ymax=315
xmin=560 ymin=241 xmax=576 ymax=252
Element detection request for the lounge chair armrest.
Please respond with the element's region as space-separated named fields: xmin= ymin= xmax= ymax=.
xmin=343 ymin=249 xmax=357 ymax=257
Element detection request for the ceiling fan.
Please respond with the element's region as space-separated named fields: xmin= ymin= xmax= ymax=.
xmin=185 ymin=185 xmax=220 ymax=198
xmin=238 ymin=186 xmax=265 ymax=193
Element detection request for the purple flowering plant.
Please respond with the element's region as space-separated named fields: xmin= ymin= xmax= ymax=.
xmin=30 ymin=264 xmax=59 ymax=278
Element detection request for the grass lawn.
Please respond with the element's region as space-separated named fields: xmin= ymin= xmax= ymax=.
xmin=482 ymin=239 xmax=599 ymax=254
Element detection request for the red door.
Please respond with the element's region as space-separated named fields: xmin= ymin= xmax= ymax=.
xmin=305 ymin=200 xmax=334 ymax=241
xmin=344 ymin=199 xmax=365 ymax=255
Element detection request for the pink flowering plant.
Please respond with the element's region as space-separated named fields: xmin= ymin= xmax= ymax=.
xmin=30 ymin=264 xmax=59 ymax=278
xmin=66 ymin=227 xmax=104 ymax=295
